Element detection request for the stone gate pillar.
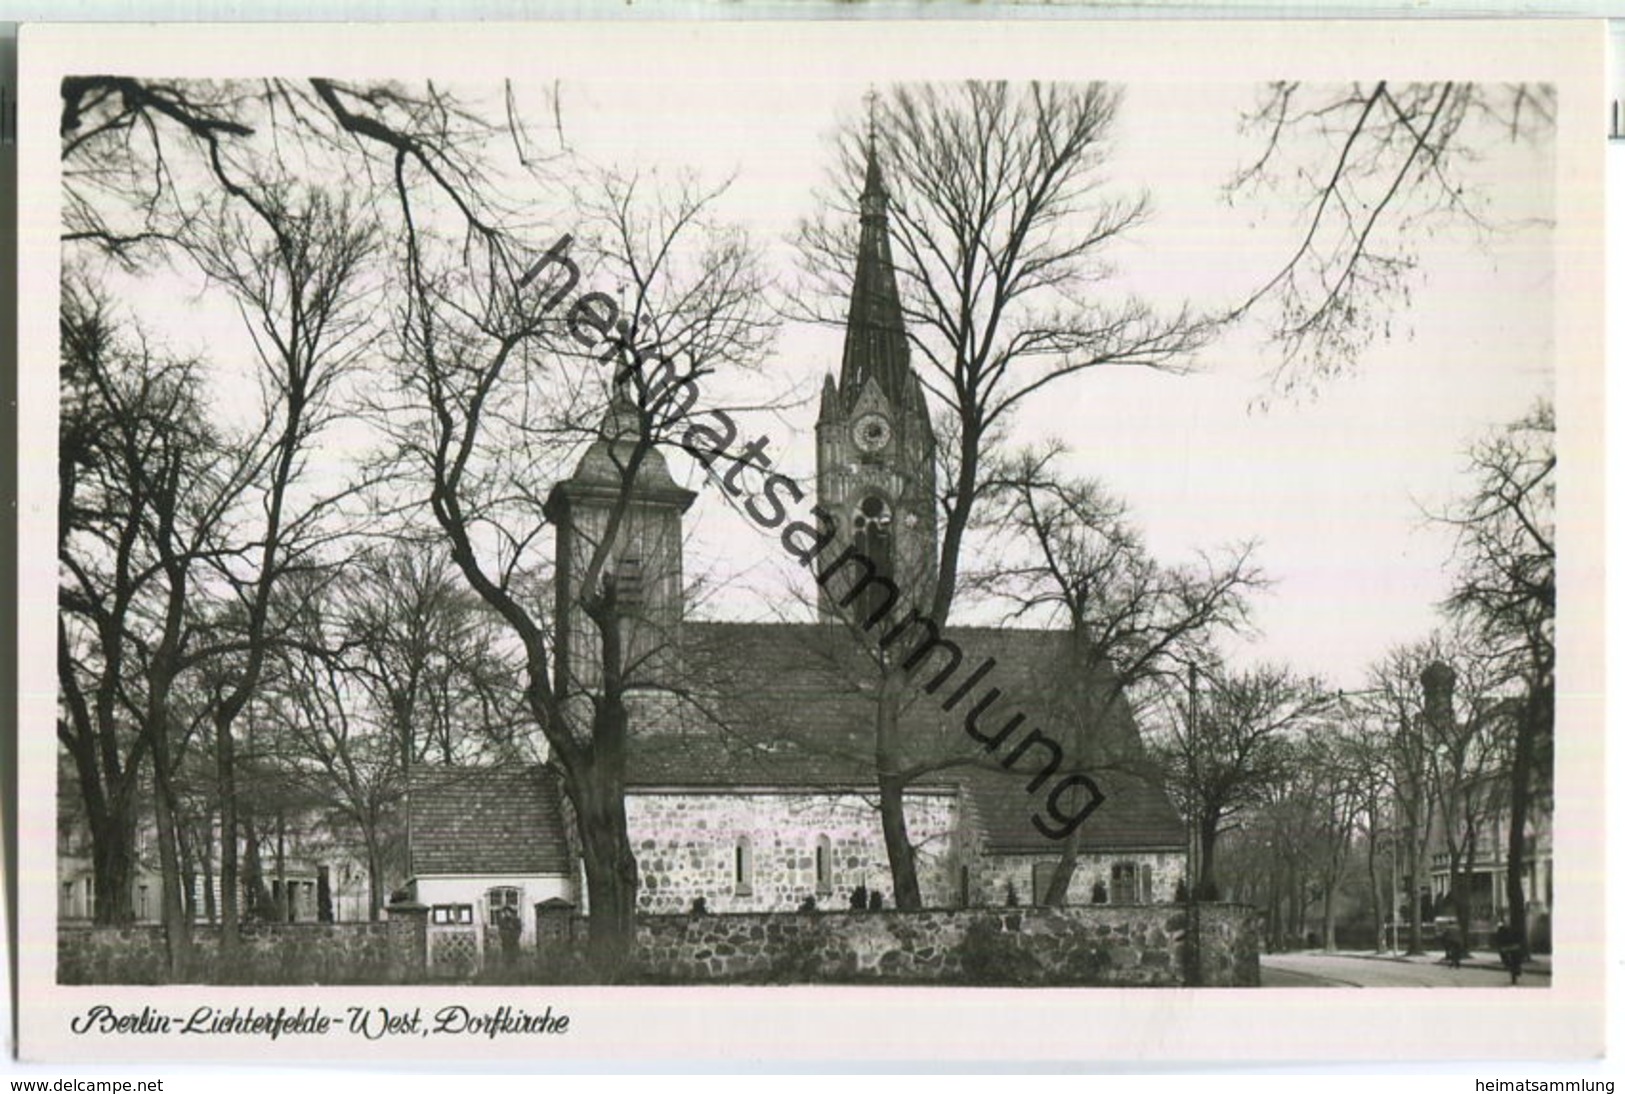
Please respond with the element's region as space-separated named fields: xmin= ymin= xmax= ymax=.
xmin=385 ymin=900 xmax=428 ymax=982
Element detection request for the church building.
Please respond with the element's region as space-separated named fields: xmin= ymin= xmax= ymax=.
xmin=405 ymin=144 xmax=1188 ymax=928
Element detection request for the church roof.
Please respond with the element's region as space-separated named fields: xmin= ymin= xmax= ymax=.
xmin=553 ymin=388 xmax=693 ymax=505
xmin=626 ymin=620 xmax=1187 ymax=855
xmin=409 ymin=765 xmax=572 ymax=877
xmin=963 ymin=766 xmax=1187 ymax=855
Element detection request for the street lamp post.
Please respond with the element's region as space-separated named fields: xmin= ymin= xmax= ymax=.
xmin=1376 ymin=832 xmax=1400 ymax=954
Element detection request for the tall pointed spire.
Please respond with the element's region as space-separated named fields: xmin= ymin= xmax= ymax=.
xmin=839 ymin=123 xmax=911 ymax=409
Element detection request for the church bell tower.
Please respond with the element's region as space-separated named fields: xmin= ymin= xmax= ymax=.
xmin=816 ymin=138 xmax=937 ymax=624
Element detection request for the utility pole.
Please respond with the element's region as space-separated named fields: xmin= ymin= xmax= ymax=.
xmin=1186 ymin=660 xmax=1202 ymax=986
xmin=1188 ymin=661 xmax=1201 ymax=893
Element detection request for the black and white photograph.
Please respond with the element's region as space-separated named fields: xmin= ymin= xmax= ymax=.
xmin=15 ymin=19 xmax=1606 ymax=1064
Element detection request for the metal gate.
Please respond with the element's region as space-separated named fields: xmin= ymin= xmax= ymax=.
xmin=426 ymin=904 xmax=482 ymax=978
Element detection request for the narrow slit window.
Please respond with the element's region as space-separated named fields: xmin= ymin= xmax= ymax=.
xmin=734 ymin=835 xmax=754 ymax=896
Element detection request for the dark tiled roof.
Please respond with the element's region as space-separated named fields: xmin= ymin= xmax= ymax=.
xmin=628 ymin=620 xmax=1186 ymax=853
xmin=964 ymin=765 xmax=1187 ymax=855
xmin=409 ymin=765 xmax=571 ymax=877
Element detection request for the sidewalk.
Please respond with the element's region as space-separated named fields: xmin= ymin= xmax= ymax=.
xmin=1328 ymin=948 xmax=1551 ymax=978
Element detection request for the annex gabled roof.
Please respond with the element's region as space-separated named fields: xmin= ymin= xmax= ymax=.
xmin=963 ymin=765 xmax=1187 ymax=855
xmin=409 ymin=765 xmax=572 ymax=878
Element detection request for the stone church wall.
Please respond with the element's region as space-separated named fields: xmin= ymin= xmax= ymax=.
xmin=626 ymin=789 xmax=962 ymax=913
xmin=629 ymin=904 xmax=1261 ymax=986
xmin=976 ymin=850 xmax=1187 ymax=907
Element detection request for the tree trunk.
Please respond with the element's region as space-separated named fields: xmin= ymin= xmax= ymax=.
xmin=366 ymin=832 xmax=384 ymax=922
xmin=91 ymin=797 xmax=138 ymax=925
xmin=216 ymin=713 xmax=241 ymax=952
xmin=150 ymin=743 xmax=191 ymax=977
xmin=1321 ymin=876 xmax=1337 ymax=952
xmin=877 ymin=771 xmax=921 ymax=910
xmin=927 ymin=434 xmax=979 ymax=625
xmin=1043 ymin=683 xmax=1100 ymax=907
xmin=275 ymin=811 xmax=288 ymax=922
xmin=1406 ymin=818 xmax=1427 ymax=955
xmin=62 ymin=719 xmax=139 ymax=924
xmin=1266 ymin=863 xmax=1281 ymax=952
xmin=1449 ymin=845 xmax=1475 ymax=954
xmin=200 ymin=818 xmax=217 ymax=925
xmin=243 ymin=815 xmax=272 ymax=921
xmin=1280 ymin=863 xmax=1293 ymax=947
xmin=1365 ymin=837 xmax=1383 ymax=952
xmin=874 ymin=677 xmax=922 ymax=910
xmin=1043 ymin=827 xmax=1082 ymax=907
xmin=575 ymin=775 xmax=638 ymax=977
xmin=1505 ymin=676 xmax=1546 ymax=951
xmin=177 ymin=810 xmax=198 ymax=926
xmin=1198 ymin=813 xmax=1221 ymax=899
xmin=142 ymin=638 xmax=192 ymax=976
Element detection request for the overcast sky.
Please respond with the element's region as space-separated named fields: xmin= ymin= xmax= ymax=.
xmin=536 ymin=76 xmax=1556 ymax=690
xmin=91 ymin=71 xmax=1556 ymax=694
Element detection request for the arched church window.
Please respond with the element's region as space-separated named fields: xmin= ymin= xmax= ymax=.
xmin=1110 ymin=861 xmax=1141 ymax=905
xmin=734 ymin=836 xmax=754 ymax=897
xmin=850 ymin=494 xmax=894 ymax=614
xmin=815 ymin=835 xmax=833 ymax=895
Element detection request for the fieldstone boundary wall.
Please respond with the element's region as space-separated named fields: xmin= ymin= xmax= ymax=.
xmin=59 ymin=921 xmax=408 ymax=985
xmin=629 ymin=904 xmax=1261 ymax=986
xmin=59 ymin=903 xmax=1260 ymax=986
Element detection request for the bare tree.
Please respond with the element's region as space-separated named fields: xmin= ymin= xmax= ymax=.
xmin=60 ymin=77 xmax=459 ymax=963
xmin=259 ymin=545 xmax=531 ymax=920
xmin=1361 ymin=641 xmax=1444 ymax=955
xmin=164 ymin=180 xmax=380 ymax=961
xmin=61 ymin=77 xmax=512 ymax=268
xmin=1419 ymin=639 xmax=1518 ymax=952
xmin=343 ymin=545 xmax=529 ymax=774
xmin=1297 ymin=725 xmax=1365 ymax=952
xmin=1159 ymin=663 xmax=1329 ymax=899
xmin=1335 ymin=699 xmax=1402 ymax=952
xmin=795 ymin=82 xmax=1212 ymax=906
xmin=1351 ymin=629 xmax=1517 ymax=955
xmin=975 ymin=449 xmax=1263 ymax=904
xmin=1227 ymin=81 xmax=1554 ymax=387
xmin=255 ymin=586 xmax=399 ymax=923
xmin=1439 ymin=399 xmax=1553 ymax=949
xmin=378 ymin=157 xmax=774 ymax=967
xmin=58 ymin=280 xmax=220 ymax=931
xmin=57 ymin=277 xmax=260 ymax=973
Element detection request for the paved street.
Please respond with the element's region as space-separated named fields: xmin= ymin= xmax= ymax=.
xmin=1261 ymin=951 xmax=1551 ymax=988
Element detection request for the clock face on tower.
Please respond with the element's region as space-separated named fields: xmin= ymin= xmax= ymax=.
xmin=852 ymin=412 xmax=893 ymax=453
